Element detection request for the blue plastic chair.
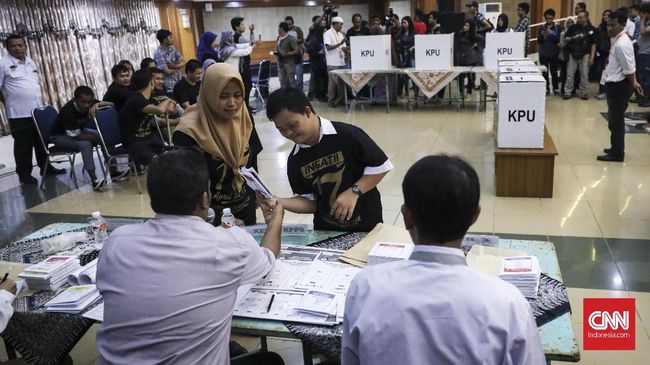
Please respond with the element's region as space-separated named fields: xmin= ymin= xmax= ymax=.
xmin=93 ymin=107 xmax=142 ymax=194
xmin=32 ymin=106 xmax=79 ymax=189
xmin=251 ymin=60 xmax=271 ymax=108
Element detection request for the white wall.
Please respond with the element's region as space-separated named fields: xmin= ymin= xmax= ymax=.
xmin=202 ymin=4 xmax=370 ymax=41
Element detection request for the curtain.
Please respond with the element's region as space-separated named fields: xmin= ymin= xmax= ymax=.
xmin=0 ymin=0 xmax=160 ymax=136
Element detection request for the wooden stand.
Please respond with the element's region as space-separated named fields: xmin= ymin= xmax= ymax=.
xmin=495 ymin=127 xmax=558 ymax=198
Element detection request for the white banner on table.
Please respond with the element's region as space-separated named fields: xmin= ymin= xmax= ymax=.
xmin=484 ymin=32 xmax=525 ymax=70
xmin=415 ymin=34 xmax=453 ymax=70
xmin=350 ymin=35 xmax=391 ymax=71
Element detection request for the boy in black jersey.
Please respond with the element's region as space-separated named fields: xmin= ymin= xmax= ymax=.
xmin=264 ymin=88 xmax=393 ymax=232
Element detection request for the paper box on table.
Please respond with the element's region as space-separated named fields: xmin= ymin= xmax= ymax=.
xmin=498 ymin=65 xmax=541 ymax=75
xmin=485 ymin=32 xmax=525 ymax=70
xmin=414 ymin=34 xmax=453 ymax=70
xmin=498 ymin=58 xmax=535 ymax=67
xmin=350 ymin=35 xmax=392 ymax=71
xmin=497 ymin=73 xmax=546 ymax=148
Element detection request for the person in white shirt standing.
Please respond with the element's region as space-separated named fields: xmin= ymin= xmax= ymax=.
xmin=598 ymin=11 xmax=643 ymax=162
xmin=342 ymin=155 xmax=546 ymax=365
xmin=323 ymin=17 xmax=347 ymax=108
xmin=0 ymin=34 xmax=65 ymax=184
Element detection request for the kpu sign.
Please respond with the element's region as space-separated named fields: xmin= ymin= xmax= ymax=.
xmin=415 ymin=34 xmax=453 ymax=70
xmin=583 ymin=298 xmax=635 ymax=350
xmin=484 ymin=32 xmax=525 ymax=70
xmin=350 ymin=35 xmax=392 ymax=71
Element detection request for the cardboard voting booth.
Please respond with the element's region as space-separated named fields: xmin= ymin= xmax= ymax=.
xmin=497 ymin=73 xmax=546 ymax=148
xmin=350 ymin=35 xmax=392 ymax=71
xmin=485 ymin=32 xmax=525 ymax=70
xmin=414 ymin=34 xmax=453 ymax=70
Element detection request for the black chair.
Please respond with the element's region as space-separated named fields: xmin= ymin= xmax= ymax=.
xmin=251 ymin=60 xmax=271 ymax=109
xmin=92 ymin=107 xmax=142 ymax=194
xmin=32 ymin=106 xmax=79 ymax=189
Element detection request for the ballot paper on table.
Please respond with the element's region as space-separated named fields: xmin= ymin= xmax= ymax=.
xmin=367 ymin=241 xmax=414 ymax=265
xmin=82 ymin=302 xmax=104 ymax=322
xmin=466 ymin=245 xmax=527 ymax=277
xmin=499 ymin=256 xmax=541 ymax=299
xmin=293 ymin=290 xmax=339 ymax=317
xmin=240 ymin=167 xmax=273 ymax=198
xmin=44 ymin=284 xmax=101 ymax=314
xmin=68 ymin=258 xmax=98 ymax=285
xmin=340 ymin=223 xmax=413 ymax=267
xmin=18 ymin=255 xmax=81 ymax=291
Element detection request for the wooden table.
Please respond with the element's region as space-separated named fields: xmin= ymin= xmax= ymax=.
xmin=495 ymin=127 xmax=559 ymax=198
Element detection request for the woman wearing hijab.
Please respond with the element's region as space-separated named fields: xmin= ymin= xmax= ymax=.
xmin=173 ymin=63 xmax=257 ymax=225
xmin=197 ymin=31 xmax=221 ymax=63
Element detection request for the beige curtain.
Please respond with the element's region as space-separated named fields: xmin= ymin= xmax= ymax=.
xmin=0 ymin=0 xmax=160 ymax=136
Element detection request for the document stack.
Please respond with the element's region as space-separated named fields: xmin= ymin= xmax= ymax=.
xmin=18 ymin=255 xmax=81 ymax=291
xmin=367 ymin=242 xmax=414 ymax=266
xmin=68 ymin=258 xmax=98 ymax=285
xmin=498 ymin=256 xmax=541 ymax=298
xmin=44 ymin=284 xmax=102 ymax=314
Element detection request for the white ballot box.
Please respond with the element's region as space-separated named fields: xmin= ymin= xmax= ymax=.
xmin=497 ymin=73 xmax=546 ymax=148
xmin=498 ymin=58 xmax=535 ymax=67
xmin=485 ymin=32 xmax=525 ymax=70
xmin=414 ymin=34 xmax=453 ymax=70
xmin=498 ymin=65 xmax=542 ymax=75
xmin=350 ymin=35 xmax=392 ymax=71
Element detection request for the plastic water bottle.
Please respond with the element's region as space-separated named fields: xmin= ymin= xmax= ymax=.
xmin=221 ymin=208 xmax=235 ymax=228
xmin=90 ymin=211 xmax=108 ymax=243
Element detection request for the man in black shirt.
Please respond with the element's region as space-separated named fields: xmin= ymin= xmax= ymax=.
xmin=232 ymin=17 xmax=255 ymax=109
xmin=263 ymin=88 xmax=393 ymax=232
xmin=102 ymin=64 xmax=132 ymax=112
xmin=173 ymin=59 xmax=202 ymax=109
xmin=50 ymin=86 xmax=114 ymax=190
xmin=563 ymin=10 xmax=596 ymax=100
xmin=306 ymin=14 xmax=328 ymax=101
xmin=119 ymin=70 xmax=176 ymax=168
xmin=346 ymin=13 xmax=370 ymax=38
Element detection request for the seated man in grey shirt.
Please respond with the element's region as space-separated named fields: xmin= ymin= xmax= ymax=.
xmin=96 ymin=148 xmax=285 ymax=365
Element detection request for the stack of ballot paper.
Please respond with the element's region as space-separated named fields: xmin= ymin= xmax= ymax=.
xmin=44 ymin=284 xmax=101 ymax=314
xmin=240 ymin=167 xmax=273 ymax=198
xmin=367 ymin=241 xmax=414 ymax=265
xmin=18 ymin=255 xmax=81 ymax=291
xmin=293 ymin=290 xmax=340 ymax=318
xmin=498 ymin=256 xmax=541 ymax=298
xmin=68 ymin=258 xmax=98 ymax=285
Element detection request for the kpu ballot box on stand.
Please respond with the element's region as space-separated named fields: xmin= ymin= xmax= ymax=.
xmin=350 ymin=35 xmax=392 ymax=71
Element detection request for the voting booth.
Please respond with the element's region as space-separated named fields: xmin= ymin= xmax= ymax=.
xmin=414 ymin=34 xmax=453 ymax=70
xmin=484 ymin=32 xmax=525 ymax=70
xmin=350 ymin=35 xmax=392 ymax=71
xmin=496 ymin=73 xmax=546 ymax=148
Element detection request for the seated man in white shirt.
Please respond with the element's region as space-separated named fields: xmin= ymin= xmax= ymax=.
xmin=342 ymin=155 xmax=546 ymax=365
xmin=96 ymin=148 xmax=285 ymax=365
xmin=0 ymin=278 xmax=17 ymax=333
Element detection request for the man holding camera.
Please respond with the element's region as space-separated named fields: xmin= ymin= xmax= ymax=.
xmin=324 ymin=17 xmax=347 ymax=107
xmin=563 ymin=10 xmax=596 ymax=100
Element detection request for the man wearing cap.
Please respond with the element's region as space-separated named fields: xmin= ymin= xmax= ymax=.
xmin=323 ymin=17 xmax=347 ymax=107
xmin=466 ymin=1 xmax=493 ymax=34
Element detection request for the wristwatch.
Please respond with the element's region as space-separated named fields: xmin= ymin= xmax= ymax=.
xmin=351 ymin=184 xmax=363 ymax=196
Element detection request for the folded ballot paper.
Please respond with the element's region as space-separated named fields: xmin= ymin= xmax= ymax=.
xmin=240 ymin=167 xmax=273 ymax=198
xmin=68 ymin=258 xmax=98 ymax=285
xmin=45 ymin=284 xmax=101 ymax=314
xmin=293 ymin=290 xmax=340 ymax=318
xmin=367 ymin=241 xmax=414 ymax=265
xmin=18 ymin=255 xmax=81 ymax=291
xmin=499 ymin=256 xmax=541 ymax=299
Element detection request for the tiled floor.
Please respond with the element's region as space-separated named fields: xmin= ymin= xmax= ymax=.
xmin=1 ymin=81 xmax=649 ymax=364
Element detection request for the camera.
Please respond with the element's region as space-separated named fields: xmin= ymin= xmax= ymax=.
xmin=323 ymin=0 xmax=338 ymax=17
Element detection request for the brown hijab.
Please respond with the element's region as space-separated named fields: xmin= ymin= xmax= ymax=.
xmin=175 ymin=63 xmax=252 ymax=190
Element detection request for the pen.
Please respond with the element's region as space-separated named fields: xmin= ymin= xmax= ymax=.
xmin=266 ymin=294 xmax=275 ymax=313
xmin=0 ymin=273 xmax=8 ymax=284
